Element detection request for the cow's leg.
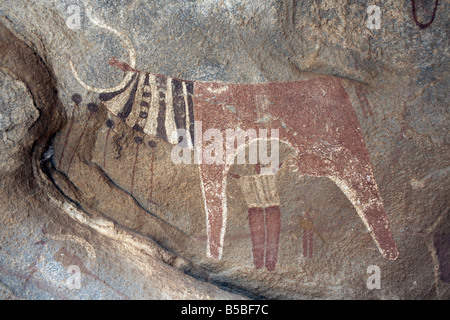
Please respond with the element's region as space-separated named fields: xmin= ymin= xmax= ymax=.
xmin=199 ymin=163 xmax=227 ymax=259
xmin=327 ymin=159 xmax=399 ymax=260
xmin=292 ymin=148 xmax=398 ymax=260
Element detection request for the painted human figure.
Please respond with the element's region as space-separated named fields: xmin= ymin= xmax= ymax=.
xmin=230 ymin=162 xmax=282 ymax=271
xmin=301 ymin=212 xmax=314 ymax=259
xmin=298 ymin=209 xmax=325 ymax=259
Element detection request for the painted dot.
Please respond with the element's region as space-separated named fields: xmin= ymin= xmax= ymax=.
xmin=71 ymin=93 xmax=82 ymax=104
xmin=148 ymin=140 xmax=156 ymax=148
xmin=87 ymin=103 xmax=99 ymax=112
xmin=139 ymin=111 xmax=148 ymax=119
xmin=133 ymin=124 xmax=143 ymax=132
xmin=106 ymin=119 xmax=115 ymax=129
xmin=134 ymin=137 xmax=143 ymax=144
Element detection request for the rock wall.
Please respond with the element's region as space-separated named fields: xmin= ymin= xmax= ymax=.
xmin=0 ymin=0 xmax=448 ymax=299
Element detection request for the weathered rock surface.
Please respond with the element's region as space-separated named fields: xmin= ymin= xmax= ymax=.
xmin=0 ymin=0 xmax=448 ymax=299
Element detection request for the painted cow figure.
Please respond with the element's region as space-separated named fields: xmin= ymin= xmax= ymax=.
xmin=68 ymin=9 xmax=399 ymax=262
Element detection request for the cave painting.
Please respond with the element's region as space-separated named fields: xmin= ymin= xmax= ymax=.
xmin=68 ymin=8 xmax=399 ymax=264
xmin=410 ymin=0 xmax=439 ymax=29
xmin=298 ymin=209 xmax=327 ymax=259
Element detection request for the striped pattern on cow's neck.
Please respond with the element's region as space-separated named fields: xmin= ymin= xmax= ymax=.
xmin=99 ymin=71 xmax=195 ymax=148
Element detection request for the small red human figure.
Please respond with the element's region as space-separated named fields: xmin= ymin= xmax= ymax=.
xmin=298 ymin=208 xmax=326 ymax=259
xmin=301 ymin=211 xmax=314 ymax=258
xmin=231 ymin=162 xmax=282 ymax=271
